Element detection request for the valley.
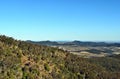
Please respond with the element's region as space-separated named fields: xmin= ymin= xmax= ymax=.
xmin=57 ymin=46 xmax=120 ymax=58
xmin=28 ymin=40 xmax=120 ymax=58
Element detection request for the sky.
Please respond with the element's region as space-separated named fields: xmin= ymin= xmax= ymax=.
xmin=0 ymin=0 xmax=120 ymax=41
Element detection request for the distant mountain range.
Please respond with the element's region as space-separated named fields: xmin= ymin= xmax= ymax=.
xmin=27 ymin=40 xmax=120 ymax=47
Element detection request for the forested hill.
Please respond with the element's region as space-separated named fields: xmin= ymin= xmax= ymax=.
xmin=0 ymin=35 xmax=120 ymax=79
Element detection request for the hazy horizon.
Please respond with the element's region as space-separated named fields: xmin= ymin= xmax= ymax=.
xmin=0 ymin=0 xmax=120 ymax=41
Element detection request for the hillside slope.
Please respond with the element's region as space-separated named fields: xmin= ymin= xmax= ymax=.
xmin=0 ymin=35 xmax=120 ymax=79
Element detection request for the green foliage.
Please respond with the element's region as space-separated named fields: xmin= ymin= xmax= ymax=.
xmin=44 ymin=63 xmax=50 ymax=71
xmin=0 ymin=35 xmax=120 ymax=79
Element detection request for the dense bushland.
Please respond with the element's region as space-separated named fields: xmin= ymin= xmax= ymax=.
xmin=0 ymin=35 xmax=120 ymax=79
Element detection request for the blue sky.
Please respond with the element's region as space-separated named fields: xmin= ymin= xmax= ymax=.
xmin=0 ymin=0 xmax=120 ymax=41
